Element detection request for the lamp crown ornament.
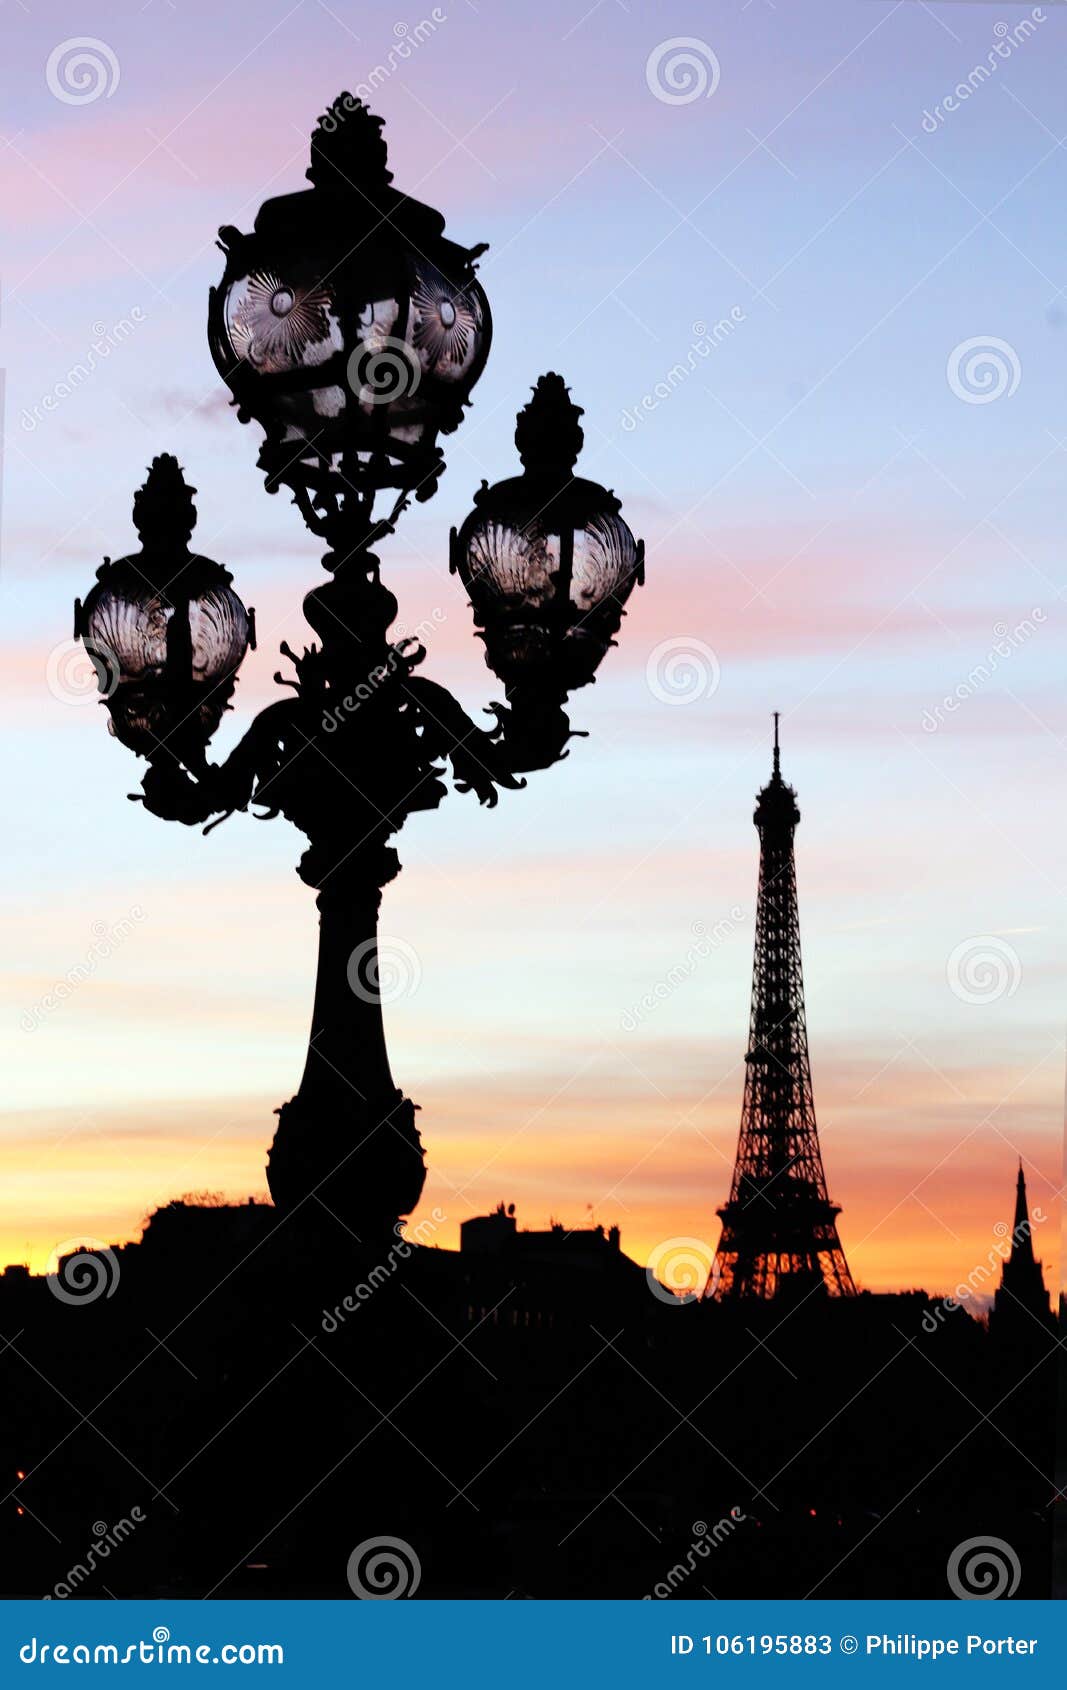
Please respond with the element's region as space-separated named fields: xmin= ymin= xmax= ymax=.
xmin=131 ymin=453 xmax=197 ymax=556
xmin=306 ymin=93 xmax=394 ymax=192
xmin=514 ymin=372 xmax=585 ymax=478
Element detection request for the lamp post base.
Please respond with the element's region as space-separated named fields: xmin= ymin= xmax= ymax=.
xmin=267 ymin=1088 xmax=425 ymax=1246
xmin=266 ymin=855 xmax=427 ymax=1247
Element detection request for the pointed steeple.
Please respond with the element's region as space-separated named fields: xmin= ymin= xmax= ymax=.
xmin=992 ymin=1160 xmax=1052 ymax=1335
xmin=1009 ymin=1161 xmax=1036 ymax=1267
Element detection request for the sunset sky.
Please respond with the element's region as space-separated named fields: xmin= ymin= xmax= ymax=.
xmin=2 ymin=0 xmax=1064 ymax=1297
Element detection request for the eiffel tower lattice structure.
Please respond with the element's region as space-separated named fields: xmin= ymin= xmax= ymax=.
xmin=709 ymin=717 xmax=856 ymax=1301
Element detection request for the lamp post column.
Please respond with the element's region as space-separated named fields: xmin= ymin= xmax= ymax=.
xmin=268 ymin=848 xmax=425 ymax=1246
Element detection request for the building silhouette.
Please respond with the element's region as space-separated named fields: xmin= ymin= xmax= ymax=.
xmin=711 ymin=717 xmax=855 ymax=1300
xmin=460 ymin=1201 xmax=626 ymax=1267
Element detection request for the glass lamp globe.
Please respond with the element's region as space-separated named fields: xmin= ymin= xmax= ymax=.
xmin=74 ymin=456 xmax=253 ymax=761
xmin=207 ymin=95 xmax=491 ymax=519
xmin=450 ymin=374 xmax=644 ymax=694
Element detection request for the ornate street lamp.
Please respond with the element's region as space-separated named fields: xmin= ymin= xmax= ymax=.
xmin=74 ymin=455 xmax=254 ymax=773
xmin=207 ymin=94 xmax=491 ymax=555
xmin=451 ymin=372 xmax=644 ymax=770
xmin=74 ymin=96 xmax=644 ymax=1245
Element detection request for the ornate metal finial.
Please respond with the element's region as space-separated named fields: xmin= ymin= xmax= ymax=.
xmin=132 ymin=454 xmax=196 ymax=551
xmin=307 ymin=93 xmax=393 ymax=192
xmin=773 ymin=710 xmax=781 ymax=778
xmin=514 ymin=373 xmax=585 ymax=478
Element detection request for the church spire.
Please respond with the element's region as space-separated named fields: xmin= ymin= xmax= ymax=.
xmin=1010 ymin=1159 xmax=1033 ymax=1255
xmin=992 ymin=1160 xmax=1051 ymax=1334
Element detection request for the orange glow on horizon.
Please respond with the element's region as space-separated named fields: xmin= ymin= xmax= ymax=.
xmin=0 ymin=1073 xmax=1057 ymax=1300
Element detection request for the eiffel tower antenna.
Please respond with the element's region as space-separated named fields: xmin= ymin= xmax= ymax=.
xmin=709 ymin=718 xmax=855 ymax=1300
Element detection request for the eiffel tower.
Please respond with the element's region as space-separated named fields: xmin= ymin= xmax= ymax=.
xmin=709 ymin=717 xmax=855 ymax=1300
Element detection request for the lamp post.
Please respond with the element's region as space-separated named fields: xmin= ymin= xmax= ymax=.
xmin=75 ymin=95 xmax=644 ymax=1245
